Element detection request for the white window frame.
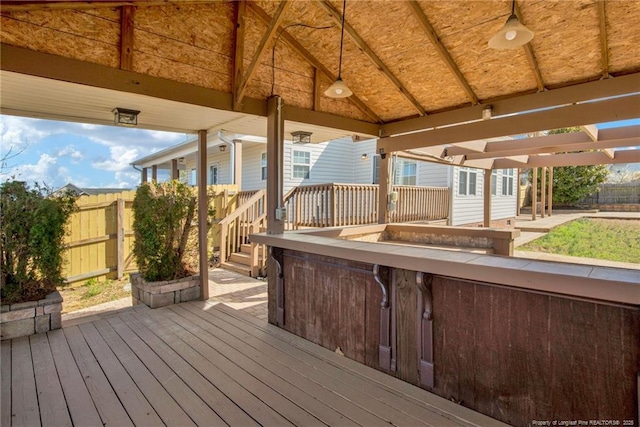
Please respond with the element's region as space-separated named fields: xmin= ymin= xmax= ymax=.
xmin=190 ymin=168 xmax=197 ymax=186
xmin=373 ymin=155 xmax=381 ymax=184
xmin=292 ymin=150 xmax=311 ymax=179
xmin=502 ymin=169 xmax=514 ymax=196
xmin=458 ymin=168 xmax=477 ymax=196
xmin=261 ymin=153 xmax=267 ymax=180
xmin=209 ymin=164 xmax=219 ymax=185
xmin=394 ymin=158 xmax=417 ymax=186
xmin=491 ymin=170 xmax=498 ymax=196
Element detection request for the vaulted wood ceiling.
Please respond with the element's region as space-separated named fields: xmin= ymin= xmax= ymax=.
xmin=1 ymin=0 xmax=639 ymax=167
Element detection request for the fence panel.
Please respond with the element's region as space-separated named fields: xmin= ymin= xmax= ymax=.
xmin=581 ymin=182 xmax=640 ymax=205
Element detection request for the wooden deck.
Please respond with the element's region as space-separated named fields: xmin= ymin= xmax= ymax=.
xmin=1 ymin=300 xmax=506 ymax=427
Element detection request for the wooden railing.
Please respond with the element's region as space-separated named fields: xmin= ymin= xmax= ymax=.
xmin=390 ymin=185 xmax=449 ymax=223
xmin=283 ymin=183 xmax=449 ymax=229
xmin=219 ymin=189 xmax=267 ymax=275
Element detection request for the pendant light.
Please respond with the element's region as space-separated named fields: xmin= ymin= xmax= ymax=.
xmin=488 ymin=0 xmax=534 ymax=50
xmin=325 ymin=0 xmax=353 ymax=98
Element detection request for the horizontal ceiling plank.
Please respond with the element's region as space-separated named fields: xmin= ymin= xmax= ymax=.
xmin=494 ymin=149 xmax=640 ymax=169
xmin=0 ymin=43 xmax=379 ymax=136
xmin=378 ymin=94 xmax=640 ymax=153
xmin=247 ymin=2 xmax=382 ymax=123
xmin=0 ymin=1 xmax=216 ymax=11
xmin=318 ymin=0 xmax=427 ymax=116
xmin=380 ymin=73 xmax=640 ymax=137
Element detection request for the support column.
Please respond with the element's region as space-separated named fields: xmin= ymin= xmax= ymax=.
xmin=197 ymin=130 xmax=209 ymax=301
xmin=483 ymin=169 xmax=492 ymax=228
xmin=141 ymin=167 xmax=148 ymax=183
xmin=541 ymin=167 xmax=546 ymax=218
xmin=377 ymin=144 xmax=391 ymax=224
xmin=516 ymin=169 xmax=521 ymax=216
xmin=548 ymin=167 xmax=554 ymax=216
xmin=151 ymin=165 xmax=158 ymax=182
xmin=532 ymin=167 xmax=538 ymax=221
xmin=233 ymin=139 xmax=243 ymax=189
xmin=171 ymin=159 xmax=179 ymax=180
xmin=267 ymin=95 xmax=285 ymax=234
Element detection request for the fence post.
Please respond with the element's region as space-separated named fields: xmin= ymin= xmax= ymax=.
xmin=117 ymin=198 xmax=125 ymax=279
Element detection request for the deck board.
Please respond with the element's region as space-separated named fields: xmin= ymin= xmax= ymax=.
xmin=29 ymin=333 xmax=72 ymax=427
xmin=47 ymin=329 xmax=102 ymax=427
xmin=11 ymin=336 xmax=40 ymax=427
xmin=4 ymin=300 xmax=508 ymax=427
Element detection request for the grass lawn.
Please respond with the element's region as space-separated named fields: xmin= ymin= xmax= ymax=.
xmin=520 ymin=218 xmax=640 ymax=264
xmin=59 ymin=277 xmax=131 ymax=314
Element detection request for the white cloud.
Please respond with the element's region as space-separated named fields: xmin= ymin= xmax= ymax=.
xmin=54 ymin=145 xmax=84 ymax=163
xmin=92 ymin=146 xmax=140 ymax=172
xmin=101 ymin=171 xmax=140 ymax=189
xmin=0 ymin=116 xmax=53 ymax=155
xmin=8 ymin=153 xmax=60 ymax=186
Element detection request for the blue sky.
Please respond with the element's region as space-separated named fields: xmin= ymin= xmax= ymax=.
xmin=1 ymin=115 xmax=638 ymax=189
xmin=0 ymin=115 xmax=189 ymax=189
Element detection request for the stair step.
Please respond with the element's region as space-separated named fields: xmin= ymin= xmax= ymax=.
xmin=240 ymin=244 xmax=265 ymax=255
xmin=230 ymin=252 xmax=251 ymax=265
xmin=220 ymin=261 xmax=252 ymax=277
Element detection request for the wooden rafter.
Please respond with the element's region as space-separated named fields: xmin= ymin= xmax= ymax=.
xmin=0 ymin=1 xmax=216 ymax=12
xmin=236 ymin=0 xmax=291 ymax=107
xmin=598 ymin=0 xmax=609 ymax=78
xmin=317 ymin=0 xmax=427 ymax=116
xmin=494 ymin=149 xmax=640 ymax=169
xmin=378 ymin=94 xmax=640 ymax=153
xmin=119 ymin=5 xmax=134 ymax=71
xmin=406 ymin=0 xmax=478 ymax=105
xmin=514 ymin=1 xmax=545 ymax=92
xmin=247 ymin=2 xmax=381 ymax=123
xmin=313 ymin=69 xmax=321 ymax=111
xmin=232 ymin=0 xmax=246 ymax=111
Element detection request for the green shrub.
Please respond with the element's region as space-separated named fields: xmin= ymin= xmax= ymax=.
xmin=0 ymin=181 xmax=77 ymax=304
xmin=132 ymin=180 xmax=196 ymax=282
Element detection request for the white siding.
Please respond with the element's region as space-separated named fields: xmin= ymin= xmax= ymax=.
xmin=241 ymin=143 xmax=268 ymax=191
xmin=417 ymin=162 xmax=449 ymax=187
xmin=184 ymin=151 xmax=231 ymax=186
xmin=490 ymin=169 xmax=517 ymax=220
xmin=352 ymin=139 xmax=377 ymax=184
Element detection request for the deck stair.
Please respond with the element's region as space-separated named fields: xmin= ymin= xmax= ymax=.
xmin=221 ymin=244 xmax=265 ymax=277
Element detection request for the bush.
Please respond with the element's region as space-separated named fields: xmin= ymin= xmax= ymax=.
xmin=132 ymin=180 xmax=196 ymax=282
xmin=0 ymin=181 xmax=77 ymax=304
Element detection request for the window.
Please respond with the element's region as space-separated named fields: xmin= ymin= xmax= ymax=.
xmin=190 ymin=168 xmax=197 ymax=186
xmin=261 ymin=153 xmax=267 ymax=180
xmin=209 ymin=164 xmax=218 ymax=185
xmin=395 ymin=159 xmax=417 ymax=185
xmin=373 ymin=156 xmax=380 ymax=184
xmin=293 ymin=150 xmax=310 ymax=179
xmin=491 ymin=170 xmax=498 ymax=195
xmin=502 ymin=169 xmax=514 ymax=196
xmin=458 ymin=169 xmax=477 ymax=196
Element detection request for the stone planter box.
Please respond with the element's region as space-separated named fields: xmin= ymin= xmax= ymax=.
xmin=131 ymin=273 xmax=200 ymax=309
xmin=1 ymin=291 xmax=63 ymax=340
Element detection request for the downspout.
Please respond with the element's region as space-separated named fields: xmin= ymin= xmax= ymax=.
xmin=217 ymin=131 xmax=235 ymax=185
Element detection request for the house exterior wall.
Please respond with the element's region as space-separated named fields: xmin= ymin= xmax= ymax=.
xmin=185 ymin=150 xmax=232 ymax=186
xmin=242 ymin=143 xmax=267 ymax=191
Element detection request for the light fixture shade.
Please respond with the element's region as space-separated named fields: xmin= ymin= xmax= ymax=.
xmin=112 ymin=107 xmax=140 ymax=127
xmin=291 ymin=131 xmax=313 ymax=144
xmin=488 ymin=15 xmax=534 ymax=50
xmin=324 ymin=78 xmax=352 ymax=98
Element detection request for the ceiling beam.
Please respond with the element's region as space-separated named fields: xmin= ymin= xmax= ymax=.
xmin=514 ymin=1 xmax=545 ymax=92
xmin=0 ymin=1 xmax=216 ymax=11
xmin=406 ymin=0 xmax=478 ymax=105
xmin=581 ymin=124 xmax=599 ymax=141
xmin=0 ymin=43 xmax=380 ymax=136
xmin=317 ymin=0 xmax=427 ymax=116
xmin=380 ymin=72 xmax=640 ymax=137
xmin=236 ymin=0 xmax=291 ymax=106
xmin=248 ymin=3 xmax=381 ymax=123
xmin=493 ymin=149 xmax=640 ymax=169
xmin=598 ymin=0 xmax=609 ymax=79
xmin=119 ymin=6 xmax=134 ymax=71
xmin=378 ymin=94 xmax=640 ymax=153
xmin=232 ymin=0 xmax=246 ymax=111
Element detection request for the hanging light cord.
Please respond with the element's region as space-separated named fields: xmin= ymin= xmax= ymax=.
xmin=337 ymin=0 xmax=347 ymax=79
xmin=510 ymin=0 xmax=516 ymax=17
xmin=270 ymin=23 xmax=333 ymax=96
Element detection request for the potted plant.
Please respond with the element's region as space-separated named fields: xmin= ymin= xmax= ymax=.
xmin=1 ymin=181 xmax=76 ymax=340
xmin=131 ymin=180 xmax=206 ymax=308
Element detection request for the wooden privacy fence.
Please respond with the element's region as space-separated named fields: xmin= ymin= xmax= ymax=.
xmin=580 ymin=182 xmax=640 ymax=205
xmin=283 ymin=183 xmax=449 ymax=229
xmin=63 ymin=185 xmax=238 ymax=286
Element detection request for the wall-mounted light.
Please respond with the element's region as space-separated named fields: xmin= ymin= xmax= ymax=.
xmin=291 ymin=131 xmax=312 ymax=144
xmin=112 ymin=107 xmax=140 ymax=127
xmin=482 ymin=105 xmax=493 ymax=120
xmin=361 ymin=153 xmax=368 ymax=160
xmin=219 ymin=145 xmax=227 ymax=152
xmin=178 ymin=157 xmax=185 ymax=163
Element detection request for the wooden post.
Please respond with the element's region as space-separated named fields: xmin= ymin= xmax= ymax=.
xmin=197 ymin=130 xmax=209 ymax=300
xmin=116 ymin=198 xmax=125 ymax=279
xmin=171 ymin=159 xmax=179 ymax=180
xmin=378 ymin=144 xmax=390 ymax=224
xmin=119 ymin=6 xmax=134 ymax=71
xmin=141 ymin=167 xmax=147 ymax=183
xmin=151 ymin=165 xmax=158 ymax=182
xmin=483 ymin=169 xmax=492 ymax=228
xmin=233 ymin=139 xmax=243 ymax=189
xmin=330 ymin=185 xmax=337 ymax=227
xmin=516 ymin=168 xmax=521 ymax=216
xmin=548 ymin=167 xmax=553 ymax=216
xmin=267 ymin=95 xmax=285 ymax=234
xmin=532 ymin=167 xmax=538 ymax=221
xmin=541 ymin=167 xmax=546 ymax=218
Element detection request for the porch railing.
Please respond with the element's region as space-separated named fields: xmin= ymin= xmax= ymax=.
xmin=283 ymin=183 xmax=449 ymax=229
xmin=219 ymin=189 xmax=267 ymax=275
